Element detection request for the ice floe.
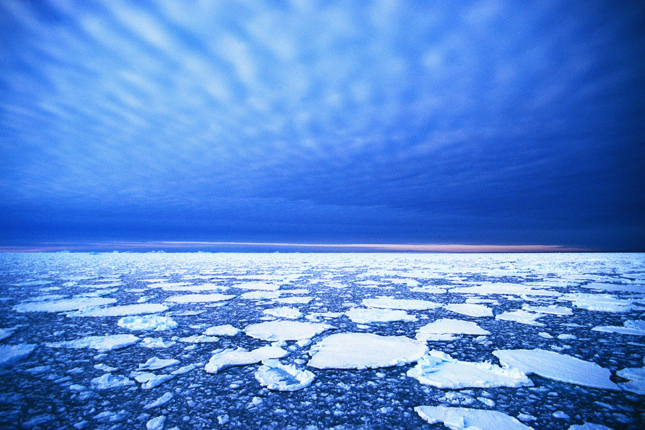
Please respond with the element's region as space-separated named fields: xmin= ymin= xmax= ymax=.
xmin=166 ymin=293 xmax=234 ymax=303
xmin=417 ymin=318 xmax=489 ymax=342
xmin=144 ymin=392 xmax=173 ymax=410
xmin=445 ymin=303 xmax=493 ymax=317
xmin=147 ymin=416 xmax=166 ymax=430
xmin=204 ymin=346 xmax=289 ymax=373
xmin=362 ymin=296 xmax=440 ymax=310
xmin=70 ymin=303 xmax=168 ymax=317
xmin=522 ymin=304 xmax=573 ymax=316
xmin=91 ymin=374 xmax=135 ymax=390
xmin=140 ymin=337 xmax=176 ymax=348
xmin=255 ymin=359 xmax=315 ymax=391
xmin=0 ymin=344 xmax=36 ymax=366
xmin=244 ymin=321 xmax=334 ymax=341
xmin=179 ymin=335 xmax=219 ymax=343
xmin=452 ymin=283 xmax=559 ymax=297
xmin=0 ymin=328 xmax=15 ymax=341
xmin=496 ymin=310 xmax=545 ymax=326
xmin=138 ymin=357 xmax=180 ymax=371
xmin=233 ymin=282 xmax=280 ymax=290
xmin=133 ymin=372 xmax=176 ymax=389
xmin=307 ymin=333 xmax=427 ymax=369
xmin=592 ymin=320 xmax=645 ymax=336
xmin=118 ymin=315 xmax=177 ymax=331
xmin=13 ymin=297 xmax=117 ymax=313
xmin=241 ymin=291 xmax=280 ymax=300
xmin=263 ymin=307 xmax=302 ymax=319
xmin=407 ymin=350 xmax=532 ymax=389
xmin=204 ymin=324 xmax=240 ymax=336
xmin=559 ymin=293 xmax=633 ymax=312
xmin=46 ymin=334 xmax=140 ymax=351
xmin=493 ymin=349 xmax=619 ymax=390
xmin=415 ymin=405 xmax=532 ymax=430
xmin=616 ymin=359 xmax=645 ymax=394
xmin=345 ymin=307 xmax=417 ymax=324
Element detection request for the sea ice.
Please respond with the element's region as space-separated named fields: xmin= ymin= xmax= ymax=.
xmin=13 ymin=297 xmax=117 ymax=313
xmin=415 ymin=405 xmax=532 ymax=430
xmin=255 ymin=359 xmax=315 ymax=391
xmin=307 ymin=333 xmax=427 ymax=369
xmin=568 ymin=423 xmax=614 ymax=430
xmin=178 ymin=335 xmax=219 ymax=343
xmin=204 ymin=346 xmax=288 ymax=374
xmin=165 ymin=294 xmax=234 ymax=303
xmin=276 ymin=296 xmax=313 ymax=304
xmin=264 ymin=307 xmax=302 ymax=319
xmin=245 ymin=321 xmax=335 ymax=342
xmin=46 ymin=334 xmax=140 ymax=351
xmin=445 ymin=303 xmax=493 ymax=317
xmin=407 ymin=350 xmax=532 ymax=389
xmin=417 ymin=319 xmax=489 ymax=342
xmin=522 ymin=304 xmax=573 ymax=316
xmin=0 ymin=328 xmax=15 ymax=341
xmin=233 ymin=282 xmax=280 ymax=291
xmin=362 ymin=297 xmax=440 ymax=310
xmin=91 ymin=373 xmax=135 ymax=390
xmin=138 ymin=357 xmax=180 ymax=371
xmin=592 ymin=320 xmax=645 ymax=336
xmin=496 ymin=310 xmax=545 ymax=326
xmin=451 ymin=283 xmax=559 ymax=297
xmin=616 ymin=361 xmax=645 ymax=394
xmin=134 ymin=372 xmax=176 ymax=389
xmin=147 ymin=416 xmax=166 ymax=430
xmin=559 ymin=293 xmax=633 ymax=312
xmin=345 ymin=307 xmax=417 ymax=324
xmin=144 ymin=392 xmax=173 ymax=410
xmin=493 ymin=349 xmax=619 ymax=390
xmin=70 ymin=304 xmax=168 ymax=317
xmin=0 ymin=344 xmax=36 ymax=366
xmin=118 ymin=315 xmax=177 ymax=331
xmin=204 ymin=324 xmax=240 ymax=336
xmin=241 ymin=291 xmax=280 ymax=300
xmin=140 ymin=337 xmax=176 ymax=348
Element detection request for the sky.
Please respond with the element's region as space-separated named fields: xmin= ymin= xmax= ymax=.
xmin=1 ymin=0 xmax=644 ymax=252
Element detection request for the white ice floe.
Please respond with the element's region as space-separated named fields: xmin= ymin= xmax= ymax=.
xmin=160 ymin=283 xmax=228 ymax=292
xmin=46 ymin=334 xmax=139 ymax=351
xmin=146 ymin=416 xmax=166 ymax=430
xmin=522 ymin=304 xmax=572 ymax=316
xmin=362 ymin=297 xmax=440 ymax=310
xmin=493 ymin=349 xmax=619 ymax=390
xmin=254 ymin=359 xmax=315 ymax=391
xmin=417 ymin=319 xmax=490 ymax=342
xmin=178 ymin=335 xmax=219 ymax=343
xmin=204 ymin=324 xmax=240 ymax=336
xmin=70 ymin=304 xmax=168 ymax=317
xmin=307 ymin=333 xmax=427 ymax=369
xmin=244 ymin=321 xmax=335 ymax=342
xmin=445 ymin=304 xmax=493 ymax=317
xmin=568 ymin=423 xmax=614 ymax=430
xmin=0 ymin=328 xmax=15 ymax=341
xmin=410 ymin=286 xmax=448 ymax=294
xmin=415 ymin=405 xmax=532 ymax=430
xmin=592 ymin=320 xmax=645 ymax=336
xmin=233 ymin=282 xmax=280 ymax=291
xmin=559 ymin=293 xmax=633 ymax=312
xmin=407 ymin=350 xmax=532 ymax=389
xmin=133 ymin=372 xmax=175 ymax=389
xmin=241 ymin=291 xmax=280 ymax=300
xmin=263 ymin=307 xmax=302 ymax=319
xmin=204 ymin=346 xmax=288 ymax=373
xmin=616 ymin=360 xmax=645 ymax=395
xmin=345 ymin=307 xmax=417 ymax=324
xmin=0 ymin=344 xmax=36 ymax=366
xmin=118 ymin=315 xmax=177 ymax=331
xmin=14 ymin=297 xmax=117 ymax=313
xmin=276 ymin=296 xmax=312 ymax=304
xmin=140 ymin=338 xmax=176 ymax=348
xmin=496 ymin=310 xmax=545 ymax=326
xmin=138 ymin=357 xmax=180 ymax=371
xmin=91 ymin=373 xmax=135 ymax=390
xmin=451 ymin=283 xmax=559 ymax=297
xmin=166 ymin=294 xmax=234 ymax=303
xmin=144 ymin=392 xmax=173 ymax=410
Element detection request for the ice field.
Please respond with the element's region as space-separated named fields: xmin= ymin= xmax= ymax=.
xmin=0 ymin=252 xmax=644 ymax=429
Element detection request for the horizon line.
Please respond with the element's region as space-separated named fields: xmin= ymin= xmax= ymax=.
xmin=0 ymin=241 xmax=596 ymax=253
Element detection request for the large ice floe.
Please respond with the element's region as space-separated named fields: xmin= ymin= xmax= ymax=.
xmin=407 ymin=350 xmax=532 ymax=389
xmin=416 ymin=318 xmax=489 ymax=341
xmin=69 ymin=303 xmax=168 ymax=317
xmin=415 ymin=406 xmax=532 ymax=430
xmin=13 ymin=296 xmax=116 ymax=312
xmin=496 ymin=309 xmax=545 ymax=326
xmin=205 ymin=346 xmax=288 ymax=373
xmin=592 ymin=320 xmax=645 ymax=336
xmin=165 ymin=293 xmax=234 ymax=303
xmin=493 ymin=349 xmax=619 ymax=390
xmin=255 ymin=359 xmax=315 ymax=391
xmin=559 ymin=293 xmax=633 ymax=312
xmin=263 ymin=306 xmax=302 ymax=319
xmin=45 ymin=334 xmax=140 ymax=351
xmin=0 ymin=344 xmax=37 ymax=366
xmin=244 ymin=320 xmax=334 ymax=341
xmin=118 ymin=315 xmax=177 ymax=331
xmin=362 ymin=296 xmax=440 ymax=310
xmin=345 ymin=307 xmax=417 ymax=323
xmin=307 ymin=333 xmax=427 ymax=369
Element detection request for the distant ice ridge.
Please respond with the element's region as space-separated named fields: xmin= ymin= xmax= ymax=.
xmin=307 ymin=333 xmax=427 ymax=369
xmin=255 ymin=359 xmax=315 ymax=391
xmin=13 ymin=296 xmax=116 ymax=312
xmin=592 ymin=320 xmax=645 ymax=336
xmin=0 ymin=344 xmax=36 ymax=366
xmin=244 ymin=321 xmax=335 ymax=341
xmin=407 ymin=350 xmax=532 ymax=389
xmin=416 ymin=319 xmax=489 ymax=342
xmin=205 ymin=346 xmax=288 ymax=373
xmin=362 ymin=296 xmax=440 ymax=310
xmin=69 ymin=304 xmax=168 ymax=317
xmin=345 ymin=307 xmax=417 ymax=324
xmin=493 ymin=349 xmax=619 ymax=390
xmin=415 ymin=406 xmax=532 ymax=430
xmin=46 ymin=334 xmax=139 ymax=351
xmin=118 ymin=315 xmax=177 ymax=331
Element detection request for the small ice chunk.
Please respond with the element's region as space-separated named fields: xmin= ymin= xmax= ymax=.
xmin=345 ymin=307 xmax=417 ymax=324
xmin=307 ymin=333 xmax=427 ymax=369
xmin=14 ymin=297 xmax=117 ymax=313
xmin=204 ymin=324 xmax=240 ymax=336
xmin=166 ymin=294 xmax=234 ymax=303
xmin=417 ymin=319 xmax=489 ymax=342
xmin=255 ymin=359 xmax=315 ymax=391
xmin=407 ymin=350 xmax=532 ymax=389
xmin=553 ymin=411 xmax=570 ymax=419
xmin=118 ymin=315 xmax=177 ymax=331
xmin=493 ymin=349 xmax=619 ymax=390
xmin=138 ymin=357 xmax=180 ymax=371
xmin=46 ymin=335 xmax=139 ymax=351
xmin=558 ymin=334 xmax=576 ymax=340
xmin=445 ymin=304 xmax=493 ymax=318
xmin=0 ymin=328 xmax=15 ymax=341
xmin=94 ymin=363 xmax=117 ymax=372
xmin=496 ymin=310 xmax=545 ymax=326
xmin=144 ymin=392 xmax=173 ymax=410
xmin=0 ymin=344 xmax=36 ymax=366
xmin=245 ymin=321 xmax=335 ymax=342
xmin=205 ymin=346 xmax=288 ymax=373
xmin=147 ymin=415 xmax=166 ymax=430
xmin=592 ymin=320 xmax=645 ymax=336
xmin=362 ymin=297 xmax=440 ymax=310
xmin=415 ymin=405 xmax=532 ymax=430
xmin=140 ymin=338 xmax=176 ymax=348
xmin=91 ymin=374 xmax=135 ymax=390
xmin=70 ymin=304 xmax=167 ymax=317
xmin=264 ymin=307 xmax=302 ymax=319
xmin=538 ymin=332 xmax=554 ymax=339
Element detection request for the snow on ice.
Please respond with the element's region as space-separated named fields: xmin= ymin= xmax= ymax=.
xmin=244 ymin=320 xmax=335 ymax=341
xmin=205 ymin=346 xmax=289 ymax=373
xmin=118 ymin=315 xmax=177 ymax=331
xmin=254 ymin=359 xmax=315 ymax=391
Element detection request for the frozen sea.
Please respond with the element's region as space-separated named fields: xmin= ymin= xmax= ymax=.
xmin=0 ymin=252 xmax=644 ymax=429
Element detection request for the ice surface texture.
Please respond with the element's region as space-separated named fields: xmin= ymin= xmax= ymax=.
xmin=205 ymin=346 xmax=288 ymax=373
xmin=255 ymin=359 xmax=315 ymax=391
xmin=244 ymin=320 xmax=334 ymax=341
xmin=415 ymin=406 xmax=532 ymax=430
xmin=46 ymin=334 xmax=140 ymax=351
xmin=0 ymin=344 xmax=37 ymax=366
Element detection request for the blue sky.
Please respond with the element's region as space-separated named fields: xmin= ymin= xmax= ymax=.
xmin=1 ymin=0 xmax=644 ymax=251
